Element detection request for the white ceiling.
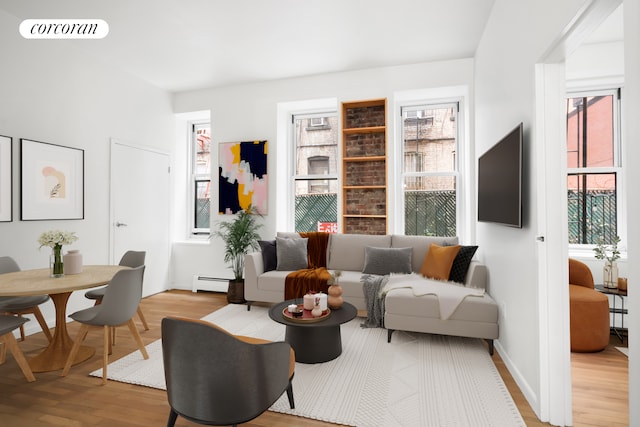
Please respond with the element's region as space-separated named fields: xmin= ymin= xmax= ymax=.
xmin=1 ymin=0 xmax=496 ymax=92
xmin=0 ymin=1 xmax=623 ymax=93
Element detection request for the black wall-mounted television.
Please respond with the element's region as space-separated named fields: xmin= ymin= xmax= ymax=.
xmin=477 ymin=123 xmax=523 ymax=228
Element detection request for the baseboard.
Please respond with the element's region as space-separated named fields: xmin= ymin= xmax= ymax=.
xmin=495 ymin=340 xmax=540 ymax=420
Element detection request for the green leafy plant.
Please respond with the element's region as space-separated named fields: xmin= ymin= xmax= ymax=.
xmin=593 ymin=235 xmax=621 ymax=264
xmin=214 ymin=205 xmax=263 ymax=281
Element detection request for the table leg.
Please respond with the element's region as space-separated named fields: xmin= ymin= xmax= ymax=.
xmin=28 ymin=291 xmax=95 ymax=372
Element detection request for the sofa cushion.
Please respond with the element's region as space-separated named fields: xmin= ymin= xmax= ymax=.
xmin=385 ymin=287 xmax=498 ymax=323
xmin=327 ymin=234 xmax=391 ymax=271
xmin=362 ymin=246 xmax=412 ymax=275
xmin=258 ymin=240 xmax=277 ymax=272
xmin=257 ymin=270 xmax=293 ymax=293
xmin=420 ymin=243 xmax=461 ymax=280
xmin=391 ymin=235 xmax=458 ymax=273
xmin=449 ymin=245 xmax=478 ymax=284
xmin=276 ymin=237 xmax=308 ymax=271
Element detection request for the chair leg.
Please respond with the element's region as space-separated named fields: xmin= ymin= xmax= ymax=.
xmin=286 ymin=380 xmax=295 ymax=409
xmin=127 ymin=318 xmax=149 ymax=359
xmin=61 ymin=324 xmax=90 ymax=377
xmin=108 ymin=327 xmax=113 ymax=355
xmin=18 ymin=321 xmax=26 ymax=341
xmin=137 ymin=306 xmax=149 ymax=331
xmin=102 ymin=325 xmax=109 ymax=385
xmin=31 ymin=307 xmax=53 ymax=342
xmin=167 ymin=409 xmax=178 ymax=427
xmin=0 ymin=341 xmax=6 ymax=364
xmin=2 ymin=334 xmax=35 ymax=382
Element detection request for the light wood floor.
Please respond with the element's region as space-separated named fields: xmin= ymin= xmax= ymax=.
xmin=0 ymin=290 xmax=628 ymax=426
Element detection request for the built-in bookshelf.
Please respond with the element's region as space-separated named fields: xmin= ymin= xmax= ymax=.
xmin=341 ymin=98 xmax=387 ymax=235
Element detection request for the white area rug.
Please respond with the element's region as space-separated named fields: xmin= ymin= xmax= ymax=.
xmin=92 ymin=304 xmax=525 ymax=426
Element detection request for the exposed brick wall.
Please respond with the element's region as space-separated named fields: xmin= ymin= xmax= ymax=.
xmin=344 ymin=105 xmax=385 ymax=128
xmin=344 ymin=217 xmax=386 ymax=235
xmin=344 ymin=133 xmax=386 ymax=157
xmin=345 ymin=161 xmax=385 ymax=186
xmin=345 ymin=188 xmax=386 ymax=215
xmin=343 ymin=100 xmax=387 ymax=235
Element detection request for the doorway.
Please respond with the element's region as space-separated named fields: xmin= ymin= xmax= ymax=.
xmin=110 ymin=139 xmax=171 ymax=297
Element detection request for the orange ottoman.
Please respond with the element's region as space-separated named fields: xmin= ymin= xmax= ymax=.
xmin=569 ymin=284 xmax=610 ymax=352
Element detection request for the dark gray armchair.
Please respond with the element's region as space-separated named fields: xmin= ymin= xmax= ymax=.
xmin=161 ymin=316 xmax=295 ymax=427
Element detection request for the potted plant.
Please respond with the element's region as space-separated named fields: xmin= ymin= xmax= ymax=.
xmin=214 ymin=205 xmax=263 ymax=303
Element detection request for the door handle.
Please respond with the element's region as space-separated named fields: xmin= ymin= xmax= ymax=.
xmin=115 ymin=222 xmax=128 ymax=227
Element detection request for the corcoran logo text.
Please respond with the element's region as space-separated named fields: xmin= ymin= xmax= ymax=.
xmin=20 ymin=19 xmax=109 ymax=39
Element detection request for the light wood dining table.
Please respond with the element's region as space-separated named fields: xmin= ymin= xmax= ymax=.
xmin=0 ymin=265 xmax=128 ymax=372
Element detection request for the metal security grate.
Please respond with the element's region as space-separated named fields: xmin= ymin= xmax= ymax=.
xmin=295 ymin=194 xmax=338 ymax=232
xmin=568 ymin=190 xmax=616 ymax=244
xmin=405 ymin=190 xmax=456 ymax=237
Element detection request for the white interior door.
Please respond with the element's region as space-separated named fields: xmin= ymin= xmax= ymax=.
xmin=110 ymin=139 xmax=170 ymax=297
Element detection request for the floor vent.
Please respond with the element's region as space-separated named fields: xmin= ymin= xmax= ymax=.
xmin=191 ymin=275 xmax=228 ymax=293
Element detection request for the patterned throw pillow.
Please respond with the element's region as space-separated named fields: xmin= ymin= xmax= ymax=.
xmin=448 ymin=245 xmax=479 ymax=284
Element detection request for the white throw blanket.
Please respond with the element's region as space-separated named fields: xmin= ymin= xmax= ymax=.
xmin=381 ymin=273 xmax=485 ymax=320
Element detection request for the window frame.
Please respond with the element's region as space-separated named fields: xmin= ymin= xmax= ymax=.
xmin=398 ymin=102 xmax=462 ymax=238
xmin=566 ymin=87 xmax=624 ymax=251
xmin=291 ymin=110 xmax=339 ymax=232
xmin=189 ymin=120 xmax=211 ymax=235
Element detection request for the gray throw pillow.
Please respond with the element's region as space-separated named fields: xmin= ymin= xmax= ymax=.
xmin=362 ymin=246 xmax=412 ymax=275
xmin=276 ymin=237 xmax=308 ymax=271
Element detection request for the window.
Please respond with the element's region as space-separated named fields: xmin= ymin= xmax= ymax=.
xmin=293 ymin=113 xmax=338 ymax=232
xmin=308 ymin=156 xmax=329 ymax=193
xmin=191 ymin=122 xmax=211 ymax=234
xmin=401 ymin=104 xmax=458 ymax=237
xmin=566 ymin=89 xmax=621 ymax=245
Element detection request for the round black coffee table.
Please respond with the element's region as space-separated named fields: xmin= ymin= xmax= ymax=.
xmin=268 ymin=300 xmax=357 ymax=364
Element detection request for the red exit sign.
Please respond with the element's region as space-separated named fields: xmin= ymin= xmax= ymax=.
xmin=317 ymin=222 xmax=338 ymax=233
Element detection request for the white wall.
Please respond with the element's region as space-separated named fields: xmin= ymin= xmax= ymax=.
xmin=623 ymin=0 xmax=639 ymax=421
xmin=474 ymin=0 xmax=593 ymax=422
xmin=0 ymin=10 xmax=174 ymax=335
xmin=170 ymin=59 xmax=476 ymax=288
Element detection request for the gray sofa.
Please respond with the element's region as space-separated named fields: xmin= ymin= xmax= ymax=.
xmin=244 ymin=233 xmax=499 ymax=353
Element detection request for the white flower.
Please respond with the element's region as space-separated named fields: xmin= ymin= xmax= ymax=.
xmin=38 ymin=230 xmax=78 ymax=248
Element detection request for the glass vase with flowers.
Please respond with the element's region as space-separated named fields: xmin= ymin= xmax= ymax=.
xmin=38 ymin=230 xmax=78 ymax=278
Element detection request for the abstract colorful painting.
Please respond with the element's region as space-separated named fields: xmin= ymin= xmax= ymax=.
xmin=218 ymin=140 xmax=267 ymax=215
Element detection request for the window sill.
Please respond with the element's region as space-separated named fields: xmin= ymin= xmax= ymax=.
xmin=173 ymin=237 xmax=210 ymax=246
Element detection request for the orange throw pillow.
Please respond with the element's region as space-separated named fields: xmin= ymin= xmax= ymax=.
xmin=420 ymin=243 xmax=461 ymax=280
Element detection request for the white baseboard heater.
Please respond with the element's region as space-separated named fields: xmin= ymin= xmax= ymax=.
xmin=191 ymin=275 xmax=229 ymax=293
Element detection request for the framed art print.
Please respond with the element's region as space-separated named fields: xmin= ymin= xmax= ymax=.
xmin=20 ymin=138 xmax=84 ymax=220
xmin=218 ymin=140 xmax=268 ymax=215
xmin=0 ymin=135 xmax=12 ymax=222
